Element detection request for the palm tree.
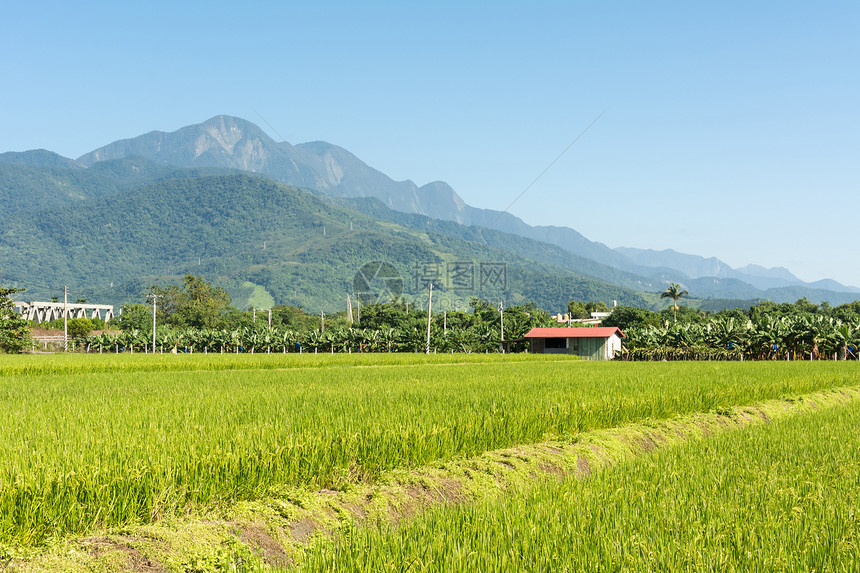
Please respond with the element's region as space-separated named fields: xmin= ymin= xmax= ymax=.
xmin=661 ymin=282 xmax=689 ymax=323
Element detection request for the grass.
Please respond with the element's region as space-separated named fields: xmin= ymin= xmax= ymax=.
xmin=1 ymin=355 xmax=859 ymax=549
xmin=301 ymin=397 xmax=860 ymax=572
xmin=240 ymin=281 xmax=276 ymax=311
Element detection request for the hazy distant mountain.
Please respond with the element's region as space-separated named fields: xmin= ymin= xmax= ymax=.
xmin=614 ymin=247 xmax=732 ymax=279
xmin=735 ymin=263 xmax=799 ymax=282
xmin=74 ymin=116 xmax=860 ymax=301
xmin=615 ymin=247 xmax=860 ymax=294
xmin=77 ymin=116 xmax=462 ymax=220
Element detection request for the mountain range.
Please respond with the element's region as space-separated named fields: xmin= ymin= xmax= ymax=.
xmin=0 ymin=167 xmax=650 ymax=312
xmin=1 ymin=115 xmax=857 ymax=312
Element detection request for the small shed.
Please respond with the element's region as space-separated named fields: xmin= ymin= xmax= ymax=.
xmin=524 ymin=327 xmax=624 ymax=361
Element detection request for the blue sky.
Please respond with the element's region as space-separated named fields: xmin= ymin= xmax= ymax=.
xmin=2 ymin=1 xmax=858 ymax=287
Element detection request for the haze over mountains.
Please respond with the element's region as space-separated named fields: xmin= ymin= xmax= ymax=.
xmin=1 ymin=115 xmax=857 ymax=311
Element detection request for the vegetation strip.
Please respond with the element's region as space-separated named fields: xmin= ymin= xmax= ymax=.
xmin=10 ymin=384 xmax=860 ymax=572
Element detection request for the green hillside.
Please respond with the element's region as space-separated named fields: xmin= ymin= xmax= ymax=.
xmin=336 ymin=196 xmax=666 ymax=292
xmin=0 ymin=173 xmax=648 ymax=312
xmin=0 ymin=156 xmax=237 ymax=219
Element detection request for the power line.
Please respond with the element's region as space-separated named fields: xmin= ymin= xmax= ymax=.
xmin=488 ymin=109 xmax=606 ymax=228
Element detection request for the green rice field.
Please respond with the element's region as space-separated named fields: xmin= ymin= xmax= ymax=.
xmin=306 ymin=397 xmax=860 ymax=572
xmin=1 ymin=354 xmax=859 ymax=570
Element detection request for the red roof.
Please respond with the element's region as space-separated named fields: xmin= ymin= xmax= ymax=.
xmin=524 ymin=327 xmax=624 ymax=339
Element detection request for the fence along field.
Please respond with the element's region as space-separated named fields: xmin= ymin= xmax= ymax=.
xmin=304 ymin=397 xmax=860 ymax=571
xmin=1 ymin=355 xmax=859 ymax=550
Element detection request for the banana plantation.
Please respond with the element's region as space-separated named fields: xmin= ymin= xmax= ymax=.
xmin=27 ymin=274 xmax=860 ymax=360
xmin=79 ymin=322 xmax=512 ymax=355
xmin=74 ymin=289 xmax=553 ymax=355
xmin=622 ymin=314 xmax=860 ymax=361
xmin=71 ymin=313 xmax=860 ymax=360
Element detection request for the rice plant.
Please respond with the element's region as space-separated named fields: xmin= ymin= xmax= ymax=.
xmin=302 ymin=399 xmax=860 ymax=572
xmin=1 ymin=356 xmax=857 ymax=547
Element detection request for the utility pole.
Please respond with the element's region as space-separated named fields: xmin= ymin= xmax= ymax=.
xmin=499 ymin=300 xmax=504 ymax=353
xmin=321 ymin=310 xmax=325 ymax=333
xmin=252 ymin=307 xmax=256 ymax=323
xmin=63 ymin=286 xmax=68 ymax=352
xmin=268 ymin=308 xmax=272 ymax=328
xmin=147 ymin=294 xmax=163 ymax=352
xmin=425 ymin=283 xmax=433 ymax=355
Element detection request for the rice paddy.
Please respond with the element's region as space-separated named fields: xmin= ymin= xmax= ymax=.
xmin=305 ymin=396 xmax=860 ymax=572
xmin=1 ymin=354 xmax=858 ymax=571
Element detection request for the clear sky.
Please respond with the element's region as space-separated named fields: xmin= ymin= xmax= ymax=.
xmin=2 ymin=1 xmax=858 ymax=286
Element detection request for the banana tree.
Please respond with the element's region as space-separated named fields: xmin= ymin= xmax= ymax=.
xmin=841 ymin=321 xmax=860 ymax=360
xmin=281 ymin=329 xmax=299 ymax=353
xmin=704 ymin=317 xmax=749 ymax=355
xmin=380 ymin=328 xmax=399 ymax=352
xmin=398 ymin=327 xmax=426 ymax=353
xmin=747 ymin=316 xmax=787 ymax=360
xmin=255 ymin=325 xmax=279 ymax=353
xmin=470 ymin=323 xmax=499 ymax=353
xmin=304 ymin=329 xmax=327 ymax=353
xmin=363 ymin=329 xmax=382 ymax=352
xmin=814 ymin=316 xmax=844 ymax=360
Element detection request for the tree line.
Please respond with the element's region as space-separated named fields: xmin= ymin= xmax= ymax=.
xmin=22 ymin=275 xmax=548 ymax=354
xmin=604 ymin=298 xmax=860 ymax=361
xmin=5 ymin=274 xmax=860 ymax=358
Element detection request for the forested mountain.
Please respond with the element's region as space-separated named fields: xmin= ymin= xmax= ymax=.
xmin=333 ymin=196 xmax=665 ymax=293
xmin=0 ymin=156 xmax=235 ymax=219
xmin=70 ymin=115 xmax=858 ymax=300
xmin=0 ymin=149 xmax=82 ymax=169
xmin=0 ymin=173 xmax=648 ymax=312
xmin=333 ymin=196 xmax=860 ymax=306
xmin=74 ymin=117 xmax=645 ymax=269
xmin=2 ymin=115 xmax=857 ymax=309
